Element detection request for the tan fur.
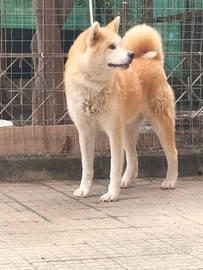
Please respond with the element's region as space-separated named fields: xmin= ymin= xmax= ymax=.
xmin=122 ymin=24 xmax=164 ymax=63
xmin=64 ymin=17 xmax=178 ymax=202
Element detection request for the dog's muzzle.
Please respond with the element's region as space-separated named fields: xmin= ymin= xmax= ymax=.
xmin=108 ymin=51 xmax=135 ymax=70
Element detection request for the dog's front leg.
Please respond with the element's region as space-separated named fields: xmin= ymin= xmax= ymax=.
xmin=100 ymin=129 xmax=124 ymax=202
xmin=74 ymin=126 xmax=96 ymax=198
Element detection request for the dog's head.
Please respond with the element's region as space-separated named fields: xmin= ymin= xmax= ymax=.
xmin=84 ymin=17 xmax=134 ymax=71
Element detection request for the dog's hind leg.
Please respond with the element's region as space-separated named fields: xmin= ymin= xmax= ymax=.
xmin=147 ymin=112 xmax=178 ymax=189
xmin=121 ymin=114 xmax=144 ymax=188
xmin=74 ymin=126 xmax=96 ymax=198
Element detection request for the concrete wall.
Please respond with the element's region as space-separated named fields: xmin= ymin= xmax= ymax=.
xmin=0 ymin=125 xmax=161 ymax=155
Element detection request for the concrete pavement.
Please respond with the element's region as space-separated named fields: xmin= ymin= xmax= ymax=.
xmin=0 ymin=176 xmax=203 ymax=269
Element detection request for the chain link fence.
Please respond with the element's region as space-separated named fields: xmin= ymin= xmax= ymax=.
xmin=0 ymin=0 xmax=203 ymax=154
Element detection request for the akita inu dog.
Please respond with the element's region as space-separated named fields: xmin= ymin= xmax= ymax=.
xmin=64 ymin=17 xmax=178 ymax=202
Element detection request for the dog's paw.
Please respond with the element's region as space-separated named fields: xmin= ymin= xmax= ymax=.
xmin=99 ymin=193 xmax=118 ymax=202
xmin=120 ymin=179 xmax=131 ymax=189
xmin=74 ymin=187 xmax=90 ymax=198
xmin=161 ymin=179 xmax=177 ymax=190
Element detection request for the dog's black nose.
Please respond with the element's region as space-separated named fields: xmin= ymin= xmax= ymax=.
xmin=128 ymin=51 xmax=135 ymax=60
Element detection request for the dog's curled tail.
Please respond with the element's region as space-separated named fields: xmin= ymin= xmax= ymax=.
xmin=122 ymin=24 xmax=163 ymax=64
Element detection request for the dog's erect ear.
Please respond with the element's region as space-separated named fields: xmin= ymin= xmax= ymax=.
xmin=87 ymin=21 xmax=100 ymax=47
xmin=106 ymin=16 xmax=120 ymax=34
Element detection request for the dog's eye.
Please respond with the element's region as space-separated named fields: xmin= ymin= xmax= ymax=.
xmin=108 ymin=44 xmax=116 ymax=50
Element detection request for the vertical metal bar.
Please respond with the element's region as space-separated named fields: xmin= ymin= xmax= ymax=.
xmin=181 ymin=1 xmax=187 ymax=111
xmin=190 ymin=0 xmax=196 ymax=144
xmin=122 ymin=0 xmax=127 ymax=36
xmin=199 ymin=10 xmax=203 ymax=111
xmin=142 ymin=0 xmax=153 ymax=26
xmin=89 ymin=0 xmax=93 ymax=25
xmin=42 ymin=0 xmax=46 ymax=125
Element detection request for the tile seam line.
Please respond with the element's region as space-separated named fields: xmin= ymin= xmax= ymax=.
xmin=43 ymin=183 xmax=133 ymax=226
xmin=3 ymin=193 xmax=52 ymax=223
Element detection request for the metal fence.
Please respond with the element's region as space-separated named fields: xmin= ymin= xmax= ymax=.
xmin=0 ymin=0 xmax=203 ymax=154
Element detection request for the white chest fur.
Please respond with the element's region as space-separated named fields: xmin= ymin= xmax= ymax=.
xmin=67 ymin=84 xmax=112 ymax=124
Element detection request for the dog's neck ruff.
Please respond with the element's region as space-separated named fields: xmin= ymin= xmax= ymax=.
xmin=83 ymin=77 xmax=113 ymax=94
xmin=81 ymin=68 xmax=115 ymax=91
xmin=85 ymin=73 xmax=112 ymax=84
